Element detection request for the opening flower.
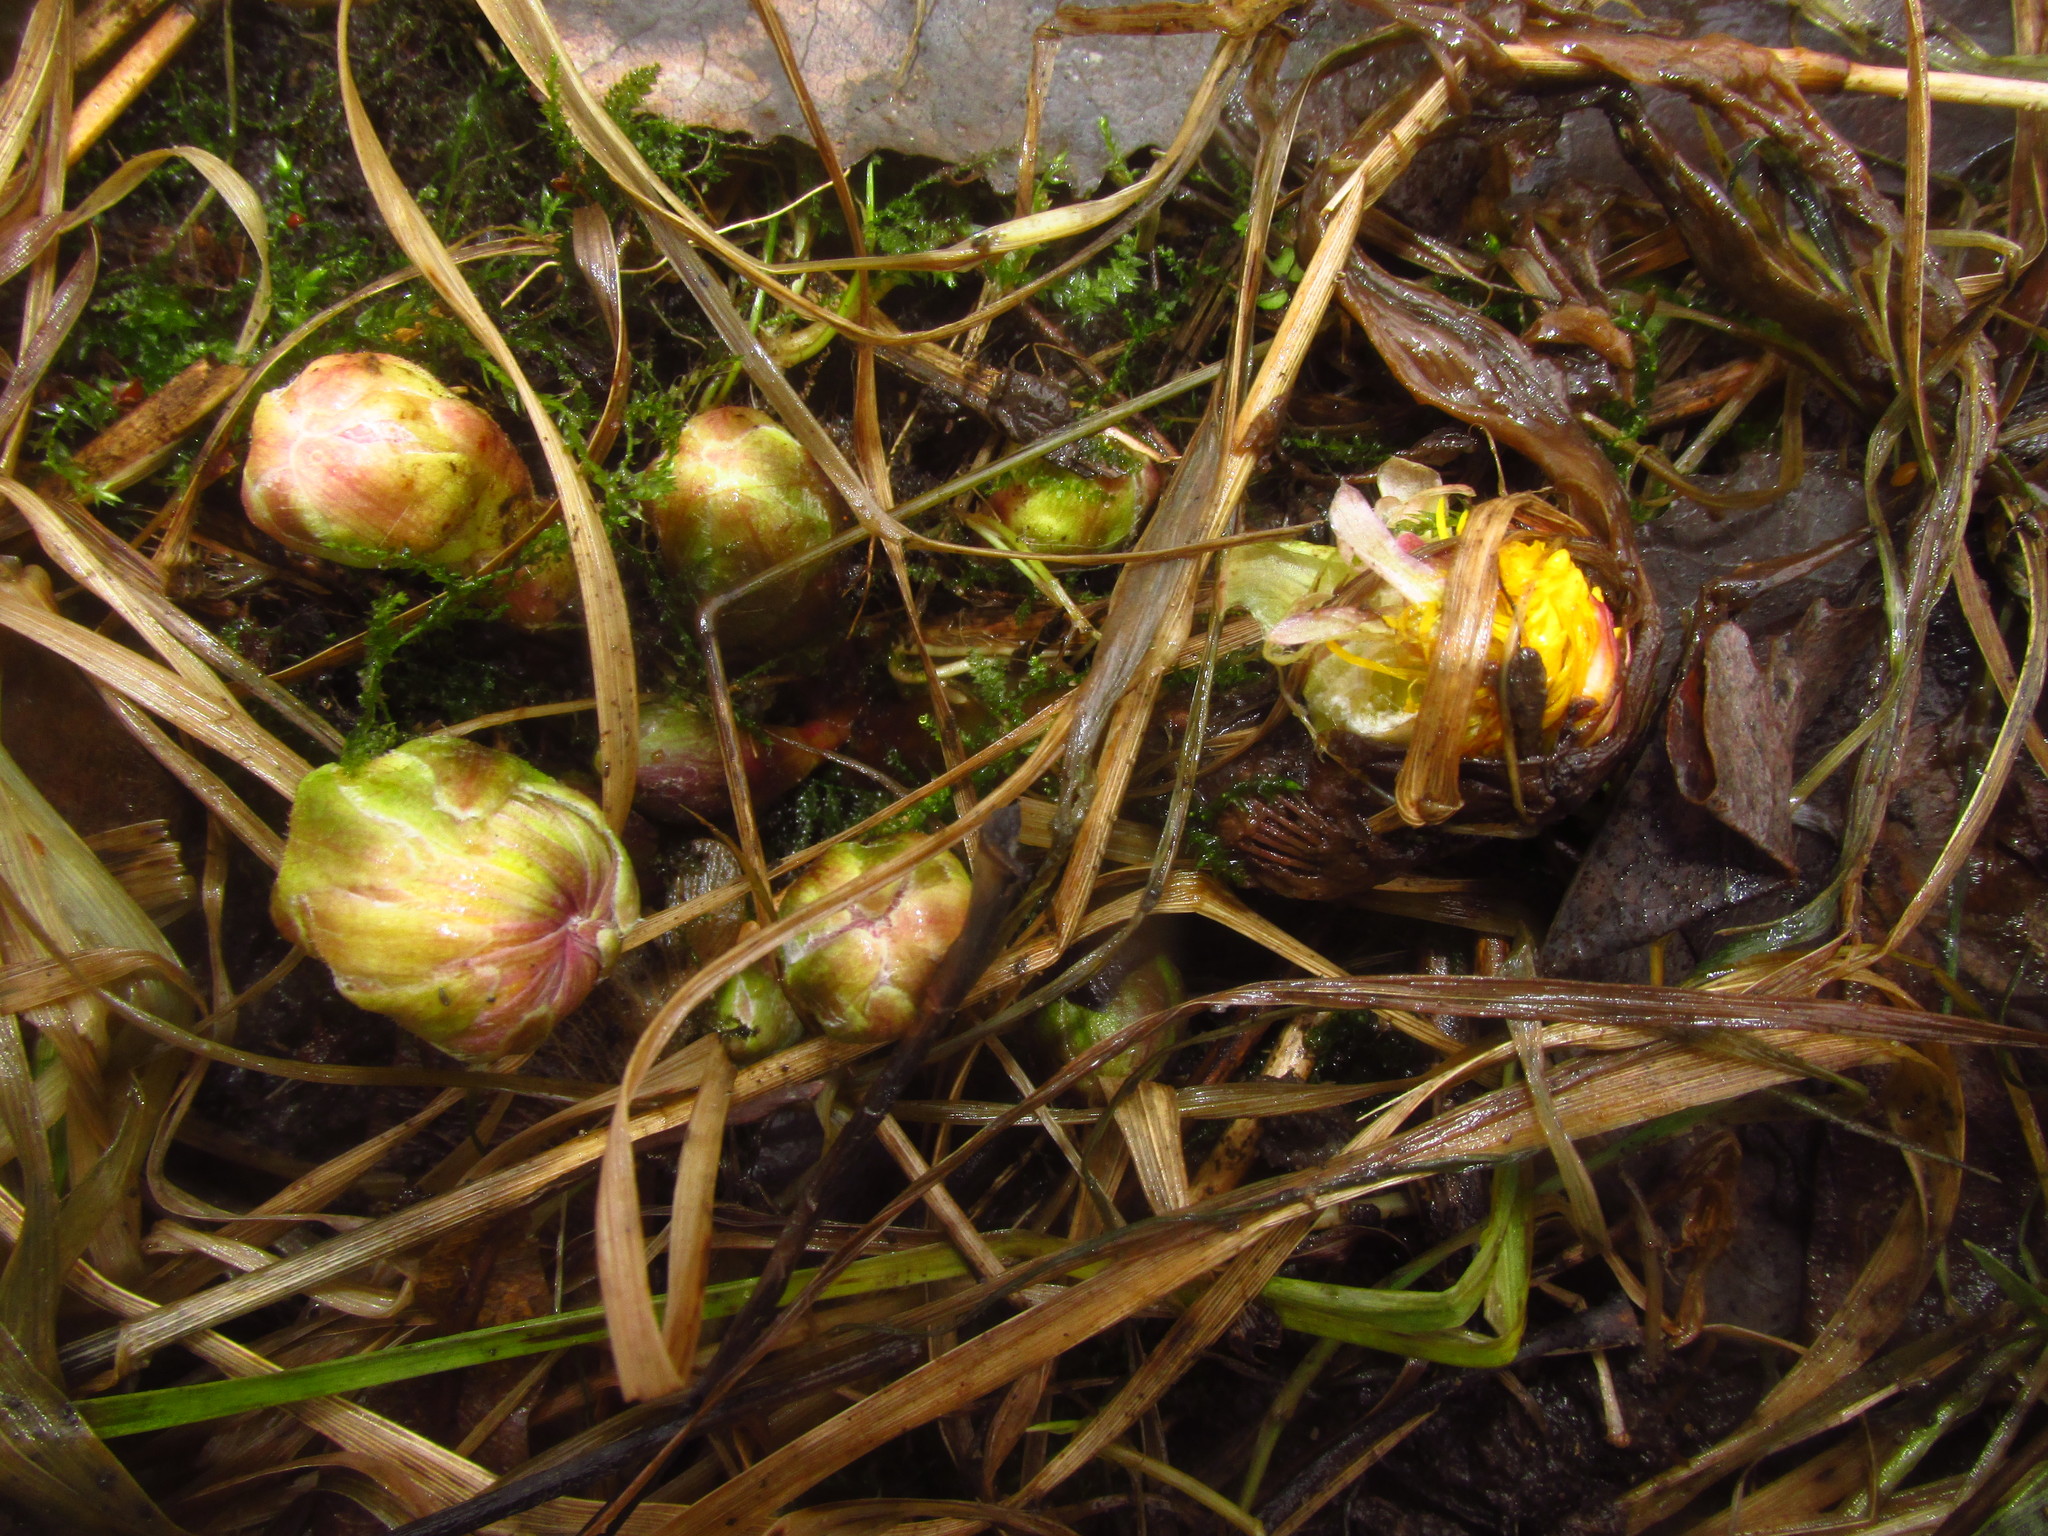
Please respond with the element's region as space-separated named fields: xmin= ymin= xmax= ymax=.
xmin=1226 ymin=460 xmax=1623 ymax=758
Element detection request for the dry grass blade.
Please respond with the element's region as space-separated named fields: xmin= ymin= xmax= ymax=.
xmin=1109 ymin=1080 xmax=1190 ymax=1216
xmin=13 ymin=0 xmax=2048 ymax=1529
xmin=0 ymin=562 xmax=308 ymax=797
xmin=0 ymin=1189 xmax=501 ymax=1517
xmin=476 ymin=0 xmax=1248 ymax=344
xmin=1260 ymin=1412 xmax=1433 ymax=1536
xmin=333 ymin=0 xmax=638 ymax=827
xmin=591 ymin=723 xmax=1069 ymax=1407
xmin=1881 ymin=522 xmax=2048 ymax=949
xmin=1 ymin=145 xmax=273 ymax=353
xmin=95 ymin=695 xmax=286 ymax=867
xmin=647 ymin=1038 xmax=734 ymax=1397
xmin=1167 ymin=975 xmax=2036 ymax=1047
xmin=98 ymin=1038 xmax=870 ymax=1373
xmin=0 ymin=0 xmax=61 ymax=197
xmin=1622 ymin=1053 xmax=1965 ymax=1527
xmin=1899 ymin=0 xmax=1934 ymax=457
xmin=1953 ymin=542 xmax=2048 ymax=778
xmin=661 ymin=1211 xmax=1308 ymax=1536
xmin=569 ymin=203 xmax=631 ymax=463
xmin=0 ymin=240 xmax=93 ymax=441
xmin=1393 ymin=496 xmax=1516 ymax=825
xmin=1017 ymin=1219 xmax=1306 ymax=1505
xmin=1051 ymin=69 xmax=1450 ymax=944
xmin=657 ymin=1016 xmax=1895 ymax=1535
xmin=1 ymin=477 xmax=236 ymax=705
xmin=0 ymin=947 xmax=181 ymax=1013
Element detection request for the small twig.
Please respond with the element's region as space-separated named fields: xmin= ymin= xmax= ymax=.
xmin=67 ymin=0 xmax=221 ymax=166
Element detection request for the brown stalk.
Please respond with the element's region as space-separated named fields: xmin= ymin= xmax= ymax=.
xmin=65 ymin=0 xmax=219 ymax=167
xmin=74 ymin=0 xmax=168 ymax=71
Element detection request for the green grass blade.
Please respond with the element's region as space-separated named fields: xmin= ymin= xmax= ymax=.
xmin=79 ymin=1238 xmax=1023 ymax=1438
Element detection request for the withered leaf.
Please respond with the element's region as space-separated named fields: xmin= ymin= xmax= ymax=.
xmin=1668 ymin=620 xmax=1800 ymax=875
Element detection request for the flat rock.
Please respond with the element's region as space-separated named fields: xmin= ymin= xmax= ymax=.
xmin=543 ymin=0 xmax=1223 ymax=193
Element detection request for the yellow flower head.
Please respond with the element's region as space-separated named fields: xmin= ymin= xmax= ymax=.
xmin=1310 ymin=537 xmax=1619 ymax=753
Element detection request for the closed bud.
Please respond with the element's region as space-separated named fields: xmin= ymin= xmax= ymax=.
xmin=647 ymin=406 xmax=847 ymax=651
xmin=623 ymin=696 xmax=846 ymax=824
xmin=496 ymin=546 xmax=580 ymax=630
xmin=243 ymin=353 xmax=532 ymax=572
xmin=710 ymin=965 xmax=805 ymax=1062
xmin=272 ymin=737 xmax=637 ymax=1061
xmin=778 ymin=835 xmax=971 ymax=1042
xmin=629 ymin=696 xmax=761 ymax=823
xmin=985 ymin=450 xmax=1158 ymax=556
xmin=1036 ymin=953 xmax=1182 ymax=1093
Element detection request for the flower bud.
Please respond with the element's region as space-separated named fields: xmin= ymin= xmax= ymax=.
xmin=710 ymin=965 xmax=805 ymax=1062
xmin=496 ymin=546 xmax=580 ymax=630
xmin=985 ymin=452 xmax=1159 ymax=556
xmin=1036 ymin=953 xmax=1182 ymax=1092
xmin=243 ymin=353 xmax=532 ymax=572
xmin=630 ymin=696 xmax=761 ymax=823
xmin=646 ymin=407 xmax=848 ymax=651
xmin=272 ymin=737 xmax=638 ymax=1061
xmin=778 ymin=834 xmax=971 ymax=1042
xmin=624 ymin=696 xmax=848 ymax=824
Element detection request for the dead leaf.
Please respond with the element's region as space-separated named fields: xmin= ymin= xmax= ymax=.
xmin=1668 ymin=620 xmax=1800 ymax=873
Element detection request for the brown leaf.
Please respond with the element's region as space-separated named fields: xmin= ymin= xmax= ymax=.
xmin=1668 ymin=620 xmax=1799 ymax=873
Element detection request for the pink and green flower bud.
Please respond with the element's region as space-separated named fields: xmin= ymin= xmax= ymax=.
xmin=629 ymin=696 xmax=762 ymax=823
xmin=646 ymin=406 xmax=848 ymax=651
xmin=777 ymin=834 xmax=971 ymax=1043
xmin=985 ymin=450 xmax=1159 ymax=556
xmin=496 ymin=546 xmax=580 ymax=630
xmin=1036 ymin=953 xmax=1182 ymax=1091
xmin=272 ymin=737 xmax=638 ymax=1062
xmin=710 ymin=965 xmax=805 ymax=1062
xmin=242 ymin=353 xmax=532 ymax=572
xmin=623 ymin=696 xmax=849 ymax=824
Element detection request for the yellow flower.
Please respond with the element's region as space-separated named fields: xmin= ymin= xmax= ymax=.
xmin=1306 ymin=537 xmax=1619 ymax=753
xmin=1495 ymin=541 xmax=1618 ymax=735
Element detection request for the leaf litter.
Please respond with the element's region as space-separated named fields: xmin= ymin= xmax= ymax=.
xmin=0 ymin=0 xmax=2046 ymax=1532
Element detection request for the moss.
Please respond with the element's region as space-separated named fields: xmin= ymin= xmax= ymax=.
xmin=869 ymin=165 xmax=982 ymax=288
xmin=762 ymin=772 xmax=894 ymax=860
xmin=958 ymin=650 xmax=1061 ymax=729
xmin=1282 ymin=429 xmax=1397 ymax=477
xmin=545 ymin=61 xmax=740 ymax=215
xmin=1047 ymin=231 xmax=1145 ymax=320
xmin=47 ymin=0 xmax=583 ymax=490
